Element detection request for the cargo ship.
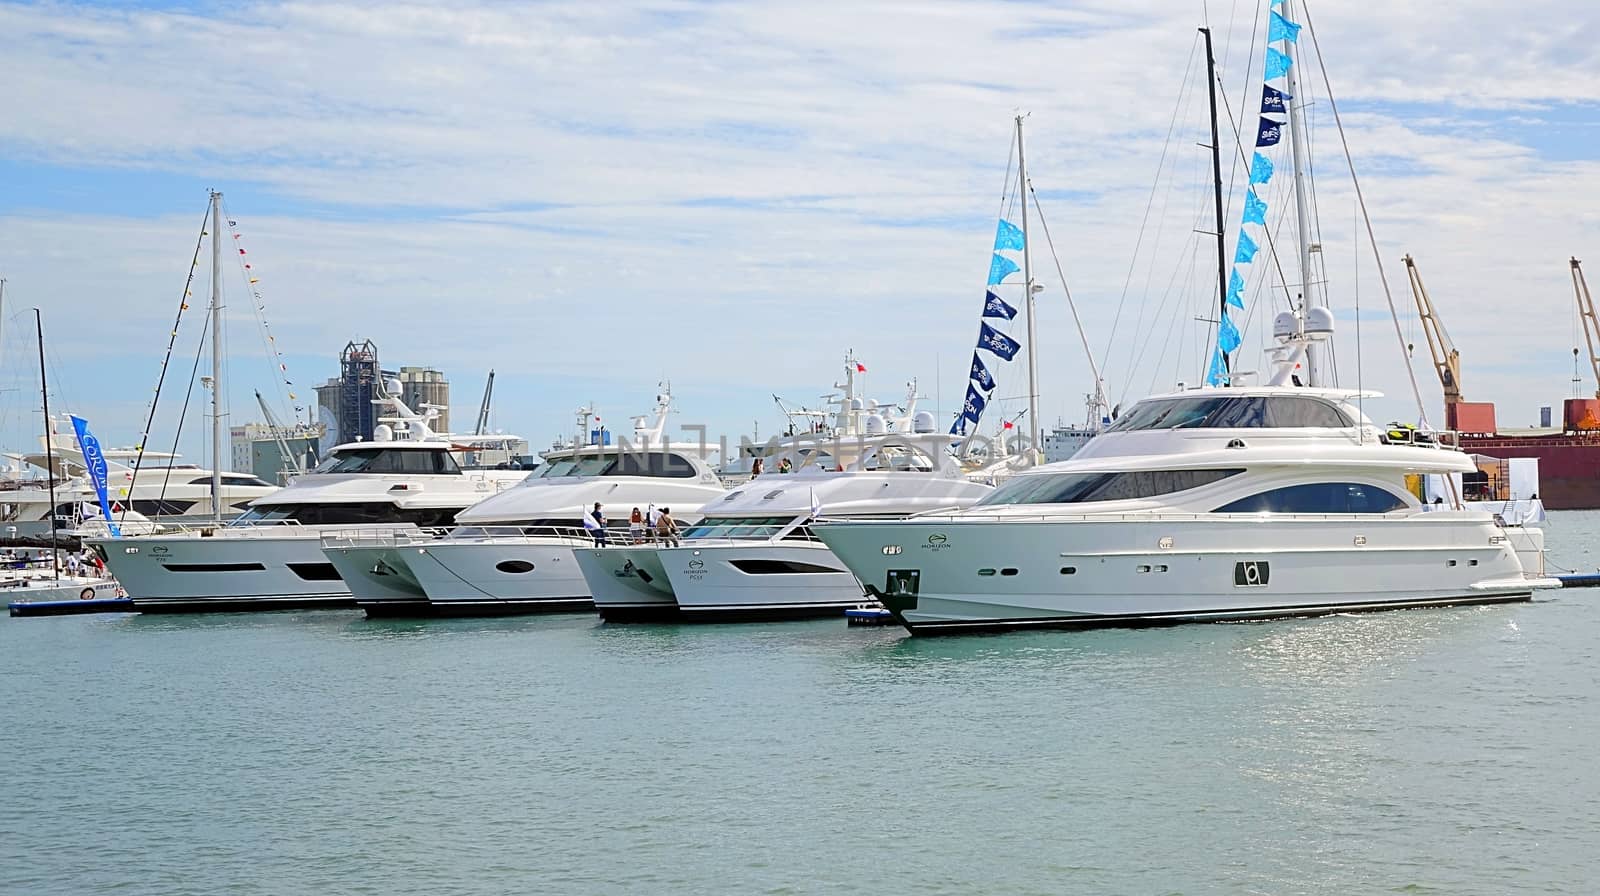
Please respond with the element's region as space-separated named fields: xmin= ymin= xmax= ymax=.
xmin=1407 ymin=255 xmax=1600 ymax=510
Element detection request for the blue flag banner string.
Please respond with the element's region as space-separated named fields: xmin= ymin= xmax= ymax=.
xmin=1243 ymin=188 xmax=1268 ymax=225
xmin=987 ymin=253 xmax=1020 ymax=285
xmin=983 ymin=290 xmax=1018 ymax=320
xmin=69 ymin=414 xmax=121 ymax=537
xmin=1250 ymin=152 xmax=1275 ymax=185
xmin=970 ymin=353 xmax=996 ymax=391
xmin=1269 ymin=10 xmax=1301 ymax=43
xmin=1264 ymin=47 xmax=1293 ymax=80
xmin=1209 ymin=10 xmax=1295 ymax=387
xmin=1261 ymin=85 xmax=1291 ymax=114
xmin=1228 ymin=269 xmax=1246 ymax=309
xmin=978 ymin=322 xmax=1022 ymax=361
xmin=994 ymin=219 xmax=1025 ymax=251
xmin=950 ymin=417 xmax=968 ymax=436
xmin=1256 ymin=117 xmax=1283 ymax=147
xmin=1234 ymin=230 xmax=1260 ymax=264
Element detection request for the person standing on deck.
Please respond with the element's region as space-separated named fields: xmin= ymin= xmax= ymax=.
xmin=656 ymin=507 xmax=680 ymax=548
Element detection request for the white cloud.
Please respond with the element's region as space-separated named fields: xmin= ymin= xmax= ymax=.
xmin=3 ymin=0 xmax=1600 ymax=452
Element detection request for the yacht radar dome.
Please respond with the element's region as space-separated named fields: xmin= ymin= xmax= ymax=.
xmin=1273 ymin=311 xmax=1298 ymax=341
xmin=912 ymin=411 xmax=936 ymax=433
xmin=373 ymin=423 xmax=395 ymax=442
xmin=1304 ymin=306 xmax=1335 ymax=337
xmin=864 ymin=414 xmax=887 ymax=436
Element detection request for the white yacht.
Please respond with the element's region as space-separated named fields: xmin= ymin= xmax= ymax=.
xmin=576 ymin=367 xmax=993 ymax=622
xmin=813 ymin=374 xmax=1556 ymax=634
xmin=89 ymin=394 xmax=527 ymax=612
xmin=324 ymin=388 xmax=728 ymax=617
xmin=1 ymin=417 xmax=275 ymax=537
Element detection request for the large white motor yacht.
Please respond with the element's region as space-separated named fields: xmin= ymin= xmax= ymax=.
xmin=814 ymin=379 xmax=1557 ymax=635
xmin=2 ymin=417 xmax=275 ymax=537
xmin=576 ymin=368 xmax=993 ymax=622
xmin=90 ymin=395 xmax=527 ymax=612
xmin=324 ymin=388 xmax=728 ymax=617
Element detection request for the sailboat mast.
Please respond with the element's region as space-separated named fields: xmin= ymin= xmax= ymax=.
xmin=1200 ymin=28 xmax=1228 ymax=378
xmin=1280 ymin=0 xmax=1321 ymax=385
xmin=209 ymin=190 xmax=225 ymax=523
xmin=1016 ymin=115 xmax=1041 ymax=462
xmin=36 ymin=309 xmax=60 ymax=582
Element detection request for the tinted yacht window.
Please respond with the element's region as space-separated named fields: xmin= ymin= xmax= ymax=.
xmin=1214 ymin=482 xmax=1407 ymax=514
xmin=1107 ymin=396 xmax=1352 ymax=432
xmin=975 ymin=469 xmax=1244 ymax=506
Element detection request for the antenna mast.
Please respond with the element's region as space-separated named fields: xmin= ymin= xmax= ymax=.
xmin=1016 ymin=115 xmax=1042 ymax=463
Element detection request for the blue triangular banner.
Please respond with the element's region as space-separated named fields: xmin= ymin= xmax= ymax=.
xmin=994 ymin=219 xmax=1025 ymax=252
xmin=1234 ymin=230 xmax=1260 ymax=265
xmin=1269 ymin=10 xmax=1301 ymax=44
xmin=1256 ymin=117 xmax=1283 ymax=147
xmin=1243 ymin=189 xmax=1268 ymax=226
xmin=1227 ymin=269 xmax=1246 ymax=309
xmin=978 ymin=322 xmax=1021 ymax=361
xmin=1265 ymin=47 xmax=1293 ymax=80
xmin=987 ymin=253 xmax=1020 ymax=285
xmin=1250 ymin=152 xmax=1275 ymax=185
xmin=1218 ymin=310 xmax=1242 ymax=353
xmin=1261 ymin=85 xmax=1291 ymax=115
xmin=983 ymin=290 xmax=1018 ymax=320
xmin=970 ymin=353 xmax=996 ymax=391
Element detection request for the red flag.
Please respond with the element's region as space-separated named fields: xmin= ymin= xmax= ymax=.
xmin=855 ymin=362 xmax=867 ymax=373
xmin=1003 ymin=421 xmax=1014 ymax=429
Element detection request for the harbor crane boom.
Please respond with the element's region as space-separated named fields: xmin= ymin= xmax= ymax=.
xmin=255 ymin=390 xmax=304 ymax=480
xmin=1572 ymin=257 xmax=1600 ymax=400
xmin=475 ymin=369 xmax=496 ymax=435
xmin=1403 ymin=254 xmax=1463 ymax=404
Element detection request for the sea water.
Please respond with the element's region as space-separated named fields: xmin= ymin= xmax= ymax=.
xmin=3 ymin=512 xmax=1597 ymax=895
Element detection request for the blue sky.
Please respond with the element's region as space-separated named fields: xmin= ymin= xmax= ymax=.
xmin=3 ymin=0 xmax=1600 ymax=463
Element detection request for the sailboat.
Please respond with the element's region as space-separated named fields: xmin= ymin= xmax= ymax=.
xmin=807 ymin=2 xmax=1558 ymax=634
xmin=4 ymin=309 xmax=124 ymax=608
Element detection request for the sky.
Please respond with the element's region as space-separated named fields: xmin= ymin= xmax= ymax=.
xmin=3 ymin=0 xmax=1599 ymax=467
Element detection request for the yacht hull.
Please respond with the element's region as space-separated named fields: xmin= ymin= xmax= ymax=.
xmin=573 ymin=546 xmax=681 ymax=622
xmin=814 ymin=514 xmax=1537 ymax=635
xmin=657 ymin=542 xmax=866 ymax=621
xmin=90 ymin=533 xmax=354 ymax=612
xmin=339 ymin=537 xmax=595 ymax=617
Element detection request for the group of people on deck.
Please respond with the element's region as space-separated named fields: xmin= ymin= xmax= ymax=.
xmin=586 ymin=503 xmax=678 ymax=547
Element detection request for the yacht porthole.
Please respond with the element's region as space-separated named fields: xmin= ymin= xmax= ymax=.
xmin=1137 ymin=564 xmax=1151 ymax=573
xmin=495 ymin=560 xmax=536 ymax=574
xmin=1060 ymin=566 xmax=1077 ymax=575
xmin=1447 ymin=559 xmax=1458 ymax=567
xmin=978 ymin=568 xmax=996 ymax=577
xmin=1000 ymin=568 xmax=1019 ymax=577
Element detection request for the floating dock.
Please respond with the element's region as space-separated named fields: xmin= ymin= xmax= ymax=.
xmin=1556 ymin=573 xmax=1600 ymax=589
xmin=9 ymin=597 xmax=137 ymax=617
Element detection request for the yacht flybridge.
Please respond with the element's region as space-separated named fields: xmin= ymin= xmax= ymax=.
xmin=324 ymin=387 xmax=728 ymax=617
xmin=90 ymin=392 xmax=528 ymax=612
xmin=576 ymin=360 xmax=993 ymax=622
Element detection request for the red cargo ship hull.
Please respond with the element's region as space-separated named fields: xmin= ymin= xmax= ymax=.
xmin=1458 ymin=434 xmax=1600 ymax=510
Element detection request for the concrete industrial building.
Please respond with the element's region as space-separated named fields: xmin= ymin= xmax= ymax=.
xmin=313 ymin=341 xmax=450 ymax=445
xmin=230 ymin=421 xmax=326 ymax=484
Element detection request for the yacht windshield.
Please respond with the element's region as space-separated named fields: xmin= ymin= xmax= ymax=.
xmin=974 ymin=468 xmax=1245 ymax=506
xmin=1106 ymin=396 xmax=1351 ymax=432
xmin=228 ymin=502 xmax=458 ymax=526
xmin=312 ymin=448 xmax=462 ymax=475
xmin=531 ymin=452 xmax=698 ymax=479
